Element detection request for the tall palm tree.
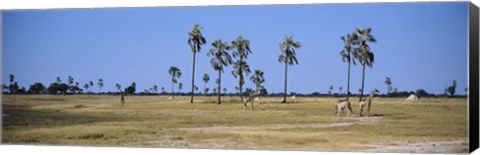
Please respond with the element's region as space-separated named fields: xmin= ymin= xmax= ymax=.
xmin=188 ymin=25 xmax=207 ymax=103
xmin=278 ymin=36 xmax=301 ymax=103
xmin=202 ymin=73 xmax=210 ymax=94
xmin=231 ymin=36 xmax=252 ymax=101
xmin=207 ymin=39 xmax=232 ymax=104
xmin=340 ymin=33 xmax=358 ymax=101
xmin=355 ymin=28 xmax=377 ymax=101
xmin=168 ymin=66 xmax=182 ymax=99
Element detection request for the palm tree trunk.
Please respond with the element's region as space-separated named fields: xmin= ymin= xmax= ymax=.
xmin=359 ymin=63 xmax=366 ymax=102
xmin=218 ymin=70 xmax=222 ymax=104
xmin=347 ymin=55 xmax=351 ymax=101
xmin=204 ymin=82 xmax=206 ymax=95
xmin=282 ymin=62 xmax=288 ymax=103
xmin=172 ymin=82 xmax=175 ymax=99
xmin=190 ymin=53 xmax=196 ymax=103
xmin=239 ymin=77 xmax=244 ymax=102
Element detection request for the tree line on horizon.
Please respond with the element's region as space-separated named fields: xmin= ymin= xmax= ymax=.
xmin=0 ymin=73 xmax=464 ymax=98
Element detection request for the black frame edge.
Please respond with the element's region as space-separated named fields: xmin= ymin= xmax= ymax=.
xmin=469 ymin=1 xmax=479 ymax=153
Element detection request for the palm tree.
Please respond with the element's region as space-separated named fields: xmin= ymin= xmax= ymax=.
xmin=89 ymin=81 xmax=94 ymax=89
xmin=169 ymin=66 xmax=182 ymax=99
xmin=250 ymin=69 xmax=265 ymax=99
xmin=231 ymin=36 xmax=252 ymax=101
xmin=56 ymin=77 xmax=62 ymax=84
xmin=83 ymin=83 xmax=89 ymax=93
xmin=340 ymin=33 xmax=359 ymax=101
xmin=188 ymin=25 xmax=207 ymax=103
xmin=329 ymin=85 xmax=334 ymax=95
xmin=207 ymin=39 xmax=232 ymax=104
xmin=250 ymin=69 xmax=265 ymax=88
xmin=202 ymin=73 xmax=210 ymax=94
xmin=385 ymin=77 xmax=392 ymax=94
xmin=97 ymin=78 xmax=104 ymax=93
xmin=355 ymin=28 xmax=377 ymax=101
xmin=278 ymin=36 xmax=301 ymax=103
xmin=115 ymin=83 xmax=122 ymax=92
xmin=178 ymin=82 xmax=183 ymax=93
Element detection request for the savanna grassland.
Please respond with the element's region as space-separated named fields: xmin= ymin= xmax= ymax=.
xmin=1 ymin=95 xmax=469 ymax=153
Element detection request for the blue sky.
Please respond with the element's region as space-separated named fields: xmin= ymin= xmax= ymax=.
xmin=2 ymin=2 xmax=469 ymax=94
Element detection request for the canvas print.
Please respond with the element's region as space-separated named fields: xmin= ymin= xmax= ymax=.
xmin=1 ymin=2 xmax=472 ymax=153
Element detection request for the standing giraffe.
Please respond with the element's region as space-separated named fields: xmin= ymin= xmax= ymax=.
xmin=359 ymin=88 xmax=379 ymax=117
xmin=243 ymin=86 xmax=262 ymax=111
xmin=334 ymin=99 xmax=353 ymax=117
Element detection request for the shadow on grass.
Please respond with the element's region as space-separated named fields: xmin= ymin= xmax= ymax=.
xmin=2 ymin=104 xmax=123 ymax=127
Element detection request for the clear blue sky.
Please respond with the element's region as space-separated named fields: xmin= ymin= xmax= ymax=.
xmin=2 ymin=2 xmax=469 ymax=95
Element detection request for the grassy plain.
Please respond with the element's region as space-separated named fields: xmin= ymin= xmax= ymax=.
xmin=1 ymin=95 xmax=469 ymax=153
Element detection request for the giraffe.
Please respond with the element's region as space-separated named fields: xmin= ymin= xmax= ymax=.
xmin=120 ymin=91 xmax=126 ymax=107
xmin=359 ymin=88 xmax=379 ymax=117
xmin=243 ymin=86 xmax=262 ymax=111
xmin=334 ymin=99 xmax=353 ymax=117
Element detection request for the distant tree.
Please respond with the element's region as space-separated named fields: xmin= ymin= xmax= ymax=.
xmin=329 ymin=85 xmax=334 ymax=95
xmin=97 ymin=78 xmax=104 ymax=93
xmin=213 ymin=88 xmax=217 ymax=95
xmin=208 ymin=39 xmax=233 ymax=104
xmin=250 ymin=69 xmax=265 ymax=89
xmin=385 ymin=77 xmax=392 ymax=94
xmin=278 ymin=36 xmax=301 ymax=103
xmin=48 ymin=83 xmax=68 ymax=95
xmin=115 ymin=83 xmax=122 ymax=92
xmin=245 ymin=88 xmax=253 ymax=95
xmin=339 ymin=86 xmax=343 ymax=94
xmin=259 ymin=88 xmax=268 ymax=96
xmin=465 ymin=87 xmax=468 ymax=95
xmin=178 ymin=82 xmax=183 ymax=93
xmin=71 ymin=82 xmax=81 ymax=93
xmin=194 ymin=85 xmax=199 ymax=94
xmin=68 ymin=76 xmax=74 ymax=90
xmin=2 ymin=84 xmax=8 ymax=93
xmin=8 ymin=74 xmax=14 ymax=93
xmin=153 ymin=85 xmax=158 ymax=93
xmin=17 ymin=87 xmax=26 ymax=94
xmin=355 ymin=28 xmax=377 ymax=101
xmin=83 ymin=83 xmax=89 ymax=93
xmin=9 ymin=74 xmax=15 ymax=85
xmin=9 ymin=82 xmax=19 ymax=94
xmin=202 ymin=73 xmax=210 ymax=94
xmin=89 ymin=81 xmax=94 ymax=88
xmin=188 ymin=24 xmax=207 ymax=103
xmin=231 ymin=35 xmax=252 ymax=102
xmin=394 ymin=88 xmax=398 ymax=93
xmin=169 ymin=66 xmax=181 ymax=99
xmin=415 ymin=89 xmax=428 ymax=97
xmin=223 ymin=88 xmax=227 ymax=94
xmin=56 ymin=77 xmax=62 ymax=84
xmin=161 ymin=87 xmax=165 ymax=93
xmin=29 ymin=83 xmax=46 ymax=94
xmin=205 ymin=88 xmax=210 ymax=94
xmin=447 ymin=80 xmax=457 ymax=97
xmin=9 ymin=74 xmax=18 ymax=93
xmin=124 ymin=82 xmax=136 ymax=95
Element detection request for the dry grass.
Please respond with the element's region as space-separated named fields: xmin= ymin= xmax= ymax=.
xmin=1 ymin=95 xmax=468 ymax=153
